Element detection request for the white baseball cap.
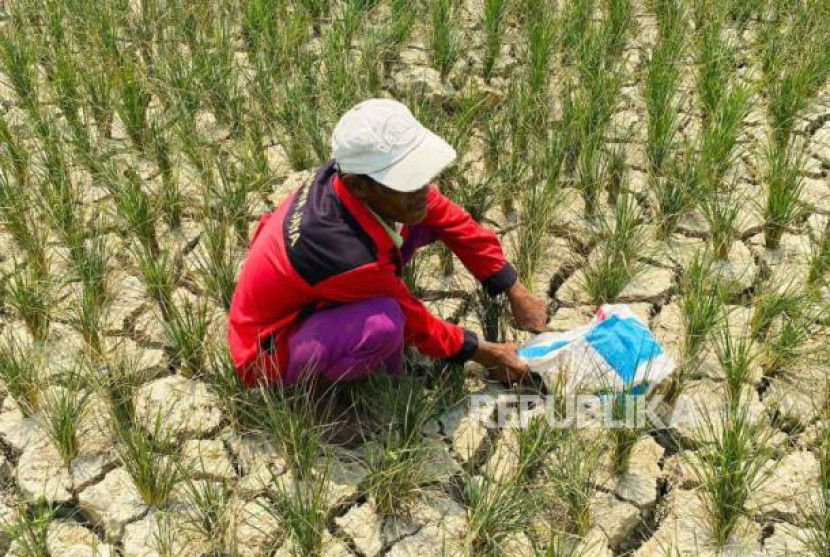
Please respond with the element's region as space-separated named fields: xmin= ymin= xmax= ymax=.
xmin=331 ymin=98 xmax=457 ymax=192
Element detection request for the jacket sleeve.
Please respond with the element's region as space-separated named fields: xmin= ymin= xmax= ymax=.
xmin=314 ymin=262 xmax=479 ymax=363
xmin=419 ymin=186 xmax=518 ymax=297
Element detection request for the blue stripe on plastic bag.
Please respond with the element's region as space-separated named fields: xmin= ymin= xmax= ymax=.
xmin=584 ymin=315 xmax=663 ymax=384
xmin=517 ymin=340 xmax=570 ymax=359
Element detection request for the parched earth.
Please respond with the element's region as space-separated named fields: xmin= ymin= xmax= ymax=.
xmin=0 ymin=0 xmax=829 ymax=556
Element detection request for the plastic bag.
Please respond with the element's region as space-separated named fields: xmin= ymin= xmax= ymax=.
xmin=517 ymin=304 xmax=675 ymax=395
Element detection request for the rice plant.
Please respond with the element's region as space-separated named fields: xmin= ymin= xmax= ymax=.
xmin=643 ymin=0 xmax=686 ymax=176
xmin=522 ymin=0 xmax=557 ymax=96
xmin=429 ymin=0 xmax=459 ymax=78
xmin=148 ymin=121 xmax=181 ymax=230
xmin=164 ymin=297 xmax=211 ymax=377
xmin=763 ymin=142 xmax=807 ymax=249
xmin=361 ymin=373 xmax=438 ymax=515
xmin=702 ymin=188 xmax=741 ymax=261
xmin=669 ymin=249 xmax=724 ymax=398
xmin=0 ymin=25 xmax=41 ymax=117
xmin=802 ymin=424 xmax=830 ymax=556
xmin=0 ymin=337 xmax=41 ymax=415
xmin=176 ymin=476 xmax=232 ymax=553
xmin=134 ymin=245 xmax=177 ymax=319
xmin=113 ymin=413 xmax=181 ymax=508
xmin=66 ymin=230 xmax=111 ymax=354
xmin=808 ymin=219 xmax=830 ymax=286
xmin=5 ymin=258 xmax=53 ymax=343
xmin=464 ymin=472 xmax=538 ymax=554
xmin=102 ymin=164 xmax=159 ymax=256
xmin=712 ymin=319 xmax=756 ymax=411
xmin=116 ymin=56 xmax=152 ymax=151
xmin=581 ymin=194 xmax=647 ymax=306
xmin=193 ymin=220 xmax=240 ymax=311
xmin=264 ymin=462 xmax=329 ymax=556
xmin=35 ymin=375 xmax=90 ymax=467
xmin=1 ymin=500 xmax=56 ymax=557
xmin=542 ymin=431 xmax=601 ymax=537
xmin=482 ymin=0 xmax=509 ymax=81
xmin=692 ymin=403 xmax=774 ymax=548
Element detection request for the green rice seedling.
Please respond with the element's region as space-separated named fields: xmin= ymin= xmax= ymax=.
xmin=92 ymin=350 xmax=146 ymax=428
xmin=102 ymin=165 xmax=159 ymax=256
xmin=712 ymin=318 xmax=756 ymax=411
xmin=208 ymin=346 xmax=252 ymax=430
xmin=653 ymin=155 xmax=697 ymax=238
xmin=134 ymin=245 xmax=177 ymax=319
xmin=472 ymin=283 xmax=511 ymax=342
xmin=50 ymin=44 xmax=85 ymax=133
xmin=464 ymin=472 xmax=538 ymax=554
xmin=763 ymin=142 xmax=807 ymax=249
xmin=803 ymin=424 xmax=830 ymax=556
xmin=749 ymin=279 xmax=803 ymax=340
xmin=582 ymin=194 xmax=647 ymax=306
xmin=0 ymin=336 xmax=40 ymax=415
xmin=1 ymin=499 xmax=56 ymax=557
xmin=561 ymin=0 xmax=594 ymax=57
xmin=177 ymin=476 xmax=231 ymax=552
xmin=482 ymin=0 xmax=509 ymax=81
xmin=759 ymin=1 xmax=830 ymax=149
xmin=523 ymin=0 xmax=557 ymax=96
xmin=164 ymin=297 xmax=211 ymax=377
xmin=759 ymin=303 xmax=817 ymax=379
xmin=252 ymin=379 xmax=330 ymax=480
xmin=274 ymin=60 xmax=327 ymax=171
xmin=5 ymin=258 xmax=53 ymax=343
xmin=604 ymin=0 xmax=633 ymax=61
xmin=265 ymin=461 xmax=329 ymax=556
xmin=81 ymin=59 xmax=115 ymax=139
xmin=515 ymin=178 xmax=563 ymax=293
xmin=543 ymin=431 xmax=602 ymax=537
xmin=361 ymin=373 xmax=438 ymax=515
xmin=35 ymin=373 xmax=90 ymax=467
xmin=0 ymin=144 xmax=40 ymax=255
xmin=148 ymin=121 xmax=181 ymax=230
xmin=113 ymin=414 xmax=181 ymax=508
xmin=698 ymin=84 xmax=750 ymax=188
xmin=808 ymin=219 xmax=830 ymax=286
xmin=514 ymin=413 xmax=565 ymax=483
xmin=191 ymin=24 xmax=246 ymax=137
xmin=576 ymin=140 xmax=606 ymax=219
xmin=37 ymin=123 xmax=83 ymax=249
xmin=0 ymin=27 xmax=41 ymax=117
xmin=0 ymin=112 xmax=32 ymax=189
xmin=194 ymin=220 xmax=239 ymax=311
xmin=695 ymin=5 xmax=735 ymax=125
xmin=386 ymin=0 xmax=416 ymax=54
xmin=702 ymin=189 xmax=740 ymax=261
xmin=692 ymin=403 xmax=775 ymax=548
xmin=643 ymin=0 xmax=686 ymax=176
xmin=116 ymin=57 xmax=152 ymax=151
xmin=207 ymin=157 xmax=253 ymax=241
xmin=429 ymin=0 xmax=459 ymax=78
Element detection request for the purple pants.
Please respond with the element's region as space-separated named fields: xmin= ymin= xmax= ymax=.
xmin=283 ymin=225 xmax=437 ymax=385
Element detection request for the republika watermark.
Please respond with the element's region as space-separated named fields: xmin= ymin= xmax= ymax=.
xmin=469 ymin=393 xmax=695 ymax=430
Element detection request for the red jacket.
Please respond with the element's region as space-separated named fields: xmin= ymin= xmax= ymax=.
xmin=228 ymin=161 xmax=517 ymax=387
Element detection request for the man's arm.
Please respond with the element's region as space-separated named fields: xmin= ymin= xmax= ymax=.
xmin=419 ymin=186 xmax=550 ymax=332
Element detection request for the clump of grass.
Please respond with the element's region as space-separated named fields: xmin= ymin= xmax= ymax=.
xmin=692 ymin=404 xmax=774 ymax=548
xmin=177 ymin=477 xmax=231 ymax=553
xmin=361 ymin=373 xmax=438 ymax=515
xmin=0 ymin=26 xmax=41 ymax=117
xmin=464 ymin=472 xmax=538 ymax=554
xmin=802 ymin=424 xmax=830 ymax=556
xmin=102 ymin=164 xmax=159 ymax=256
xmin=148 ymin=122 xmax=181 ymax=230
xmin=482 ymin=0 xmax=509 ymax=81
xmin=702 ymin=189 xmax=741 ymax=261
xmin=670 ymin=250 xmax=724 ymax=398
xmin=542 ymin=431 xmax=602 ymax=538
xmin=763 ymin=142 xmax=807 ymax=249
xmin=67 ymin=231 xmax=111 ymax=354
xmin=116 ymin=57 xmax=152 ymax=151
xmin=265 ymin=462 xmax=329 ymax=556
xmin=522 ymin=1 xmax=557 ymax=96
xmin=429 ymin=0 xmax=459 ymax=78
xmin=133 ymin=246 xmax=177 ymax=319
xmin=644 ymin=0 xmax=686 ymax=176
xmin=5 ymin=258 xmax=53 ymax=343
xmin=35 ymin=375 xmax=90 ymax=467
xmin=2 ymin=499 xmax=56 ymax=557
xmin=0 ymin=337 xmax=41 ymax=415
xmin=193 ymin=221 xmax=239 ymax=311
xmin=807 ymin=220 xmax=830 ymax=286
xmin=164 ymin=297 xmax=211 ymax=377
xmin=114 ymin=414 xmax=181 ymax=508
xmin=581 ymin=194 xmax=647 ymax=306
xmin=713 ymin=319 xmax=756 ymax=411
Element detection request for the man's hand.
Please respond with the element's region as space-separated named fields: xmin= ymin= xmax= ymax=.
xmin=472 ymin=341 xmax=530 ymax=384
xmin=506 ymin=281 xmax=550 ymax=333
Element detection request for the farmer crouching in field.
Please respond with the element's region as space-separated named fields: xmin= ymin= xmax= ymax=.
xmin=228 ymin=99 xmax=548 ymax=390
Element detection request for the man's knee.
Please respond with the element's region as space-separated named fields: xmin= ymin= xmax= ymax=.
xmin=362 ymin=297 xmax=404 ymax=353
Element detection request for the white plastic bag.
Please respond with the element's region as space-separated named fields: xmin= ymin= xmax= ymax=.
xmin=517 ymin=304 xmax=675 ymax=395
